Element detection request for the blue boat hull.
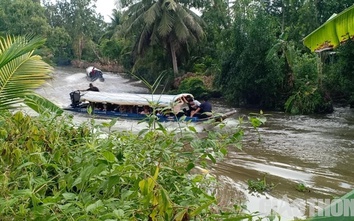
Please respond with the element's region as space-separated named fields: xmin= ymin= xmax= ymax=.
xmin=64 ymin=107 xmax=202 ymax=122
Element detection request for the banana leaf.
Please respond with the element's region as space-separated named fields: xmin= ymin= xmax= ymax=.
xmin=303 ymin=4 xmax=354 ymax=52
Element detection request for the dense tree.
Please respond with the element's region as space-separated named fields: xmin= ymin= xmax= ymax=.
xmin=185 ymin=0 xmax=230 ymax=75
xmin=118 ymin=0 xmax=205 ymax=76
xmin=0 ymin=0 xmax=352 ymax=113
xmin=325 ymin=41 xmax=354 ymax=106
xmin=0 ymin=0 xmax=50 ymax=36
xmin=43 ymin=0 xmax=107 ymax=61
xmin=215 ymin=5 xmax=282 ymax=108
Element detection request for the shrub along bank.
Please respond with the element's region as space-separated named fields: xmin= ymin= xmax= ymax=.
xmin=0 ymin=111 xmax=266 ymax=220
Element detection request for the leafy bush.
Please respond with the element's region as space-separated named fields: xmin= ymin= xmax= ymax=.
xmin=0 ymin=110 xmax=264 ymax=220
xmin=295 ymin=183 xmax=311 ymax=193
xmin=284 ymin=53 xmax=333 ymax=114
xmin=177 ymin=77 xmax=209 ymax=99
xmin=248 ymin=174 xmax=275 ymax=193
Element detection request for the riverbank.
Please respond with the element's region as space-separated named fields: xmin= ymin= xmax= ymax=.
xmin=68 ymin=61 xmax=221 ymax=100
xmin=37 ymin=66 xmax=354 ymax=220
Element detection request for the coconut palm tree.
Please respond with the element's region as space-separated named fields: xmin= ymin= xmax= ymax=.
xmin=120 ymin=0 xmax=205 ymax=76
xmin=0 ymin=35 xmax=63 ymax=114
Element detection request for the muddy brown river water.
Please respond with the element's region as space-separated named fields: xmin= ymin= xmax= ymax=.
xmin=35 ymin=66 xmax=354 ymax=220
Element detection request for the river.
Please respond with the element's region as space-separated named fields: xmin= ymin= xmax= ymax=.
xmin=35 ymin=66 xmax=354 ymax=220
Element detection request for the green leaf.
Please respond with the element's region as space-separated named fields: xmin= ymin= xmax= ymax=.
xmin=220 ymin=147 xmax=228 ymax=155
xmin=174 ymin=209 xmax=188 ymax=221
xmin=158 ymin=189 xmax=171 ymax=215
xmin=190 ymin=200 xmax=215 ymax=216
xmin=207 ymin=153 xmax=216 ymax=163
xmin=13 ymin=189 xmax=32 ymax=197
xmin=85 ymin=200 xmax=104 ymax=213
xmin=121 ymin=190 xmax=134 ymax=200
xmin=139 ymin=178 xmax=154 ymax=196
xmin=113 ymin=209 xmax=125 ymax=218
xmin=138 ymin=128 xmax=149 ymax=136
xmin=17 ymin=162 xmax=35 ymax=170
xmin=102 ymin=151 xmax=116 ymax=163
xmin=0 ymin=129 xmax=8 ymax=139
xmin=24 ymin=94 xmax=63 ymax=115
xmin=58 ymin=203 xmax=73 ymax=211
xmin=186 ymin=162 xmax=195 ymax=172
xmin=62 ymin=192 xmax=77 ymax=200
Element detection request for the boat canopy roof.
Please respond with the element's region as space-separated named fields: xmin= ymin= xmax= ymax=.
xmin=79 ymin=91 xmax=193 ymax=107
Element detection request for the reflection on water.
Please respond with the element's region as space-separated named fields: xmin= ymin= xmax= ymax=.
xmin=214 ymin=108 xmax=354 ymax=220
xmin=36 ymin=66 xmax=354 ymax=220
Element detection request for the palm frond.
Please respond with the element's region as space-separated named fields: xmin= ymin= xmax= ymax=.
xmin=177 ymin=6 xmax=204 ymax=39
xmin=24 ymin=94 xmax=63 ymax=115
xmin=0 ymin=35 xmax=55 ymax=113
xmin=121 ymin=0 xmax=205 ymax=75
xmin=174 ymin=19 xmax=190 ymax=43
xmin=137 ymin=26 xmax=151 ymax=54
xmin=158 ymin=10 xmax=174 ymax=37
xmin=144 ymin=2 xmax=160 ymax=26
xmin=0 ymin=35 xmax=46 ymax=68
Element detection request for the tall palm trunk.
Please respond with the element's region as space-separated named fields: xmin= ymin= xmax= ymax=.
xmin=121 ymin=0 xmax=204 ymax=78
xmin=170 ymin=43 xmax=178 ymax=76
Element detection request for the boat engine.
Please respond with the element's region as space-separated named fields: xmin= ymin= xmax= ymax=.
xmin=70 ymin=90 xmax=81 ymax=107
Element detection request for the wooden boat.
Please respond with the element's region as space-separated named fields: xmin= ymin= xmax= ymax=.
xmin=64 ymin=90 xmax=237 ymax=122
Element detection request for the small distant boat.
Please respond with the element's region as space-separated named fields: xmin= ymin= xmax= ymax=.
xmin=86 ymin=66 xmax=105 ymax=82
xmin=64 ymin=90 xmax=237 ymax=122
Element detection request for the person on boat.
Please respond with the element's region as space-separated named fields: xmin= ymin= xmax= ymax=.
xmin=140 ymin=106 xmax=150 ymax=114
xmin=172 ymin=97 xmax=186 ymax=117
xmin=196 ymin=96 xmax=213 ymax=119
xmin=87 ymin=66 xmax=105 ymax=82
xmin=89 ymin=67 xmax=100 ymax=78
xmin=84 ymin=83 xmax=99 ymax=92
xmin=184 ymin=96 xmax=201 ymax=117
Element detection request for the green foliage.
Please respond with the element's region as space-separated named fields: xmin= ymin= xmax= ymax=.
xmin=295 ymin=183 xmax=311 ymax=193
xmin=248 ymin=174 xmax=275 ymax=193
xmin=0 ymin=0 xmax=50 ymax=36
xmin=324 ymin=40 xmax=354 ymax=106
xmin=177 ymin=77 xmax=208 ymax=99
xmin=215 ymin=8 xmax=282 ymax=108
xmin=190 ymin=56 xmax=221 ymax=76
xmin=0 ymin=109 xmax=264 ymax=220
xmin=43 ymin=0 xmax=106 ymax=61
xmin=0 ymin=35 xmax=63 ymax=114
xmin=119 ymin=0 xmax=205 ymax=75
xmin=284 ymin=53 xmax=333 ymax=114
xmin=99 ymin=38 xmax=129 ymax=64
xmin=248 ymin=110 xmax=268 ymax=141
xmin=130 ymin=46 xmax=173 ymax=85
